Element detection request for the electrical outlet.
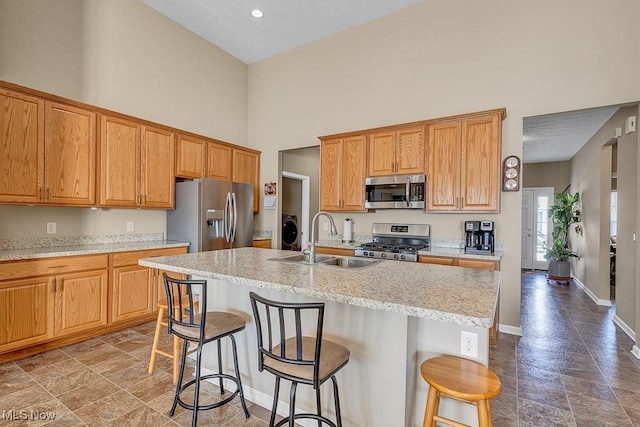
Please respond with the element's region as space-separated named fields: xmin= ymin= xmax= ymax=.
xmin=460 ymin=331 xmax=478 ymax=358
xmin=46 ymin=222 xmax=56 ymax=234
xmin=126 ymin=221 xmax=134 ymax=232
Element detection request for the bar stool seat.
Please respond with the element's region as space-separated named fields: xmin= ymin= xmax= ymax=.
xmin=421 ymin=355 xmax=501 ymax=427
xmin=148 ymin=298 xmax=198 ymax=384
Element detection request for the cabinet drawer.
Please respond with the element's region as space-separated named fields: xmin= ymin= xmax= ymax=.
xmin=456 ymin=258 xmax=500 ymax=271
xmin=314 ymin=247 xmax=355 ymax=257
xmin=112 ymin=247 xmax=187 ymax=267
xmin=419 ymin=255 xmax=455 ymax=266
xmin=0 ymin=255 xmax=108 ymax=281
xmin=252 ymin=239 xmax=272 ymax=249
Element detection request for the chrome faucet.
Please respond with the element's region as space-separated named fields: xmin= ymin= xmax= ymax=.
xmin=308 ymin=211 xmax=338 ymax=264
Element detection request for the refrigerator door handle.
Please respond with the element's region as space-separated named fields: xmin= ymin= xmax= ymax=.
xmin=231 ymin=192 xmax=238 ymax=243
xmin=224 ymin=192 xmax=232 ymax=242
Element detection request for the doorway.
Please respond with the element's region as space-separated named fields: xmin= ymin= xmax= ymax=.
xmin=281 ymin=171 xmax=310 ymax=251
xmin=521 ymin=187 xmax=554 ymax=270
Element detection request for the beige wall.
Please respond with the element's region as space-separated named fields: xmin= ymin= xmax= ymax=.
xmin=248 ymin=0 xmax=640 ymax=330
xmin=522 ymin=161 xmax=571 ymax=192
xmin=0 ymin=0 xmax=248 ymax=239
xmin=570 ymin=107 xmax=637 ymax=312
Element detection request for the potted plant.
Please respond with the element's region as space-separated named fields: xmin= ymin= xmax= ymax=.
xmin=544 ymin=185 xmax=581 ymax=282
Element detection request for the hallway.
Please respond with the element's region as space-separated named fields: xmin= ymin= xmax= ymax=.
xmin=490 ymin=270 xmax=640 ymax=426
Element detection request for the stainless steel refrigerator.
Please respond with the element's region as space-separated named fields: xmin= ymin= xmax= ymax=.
xmin=167 ymin=178 xmax=254 ymax=252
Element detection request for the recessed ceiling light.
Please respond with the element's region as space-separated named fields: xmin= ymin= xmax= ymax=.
xmin=251 ymin=9 xmax=263 ymax=18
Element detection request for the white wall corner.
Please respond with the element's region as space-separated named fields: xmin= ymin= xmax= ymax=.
xmin=632 ymin=345 xmax=640 ymax=360
xmin=498 ymin=324 xmax=523 ymax=336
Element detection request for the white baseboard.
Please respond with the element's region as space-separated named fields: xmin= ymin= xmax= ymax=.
xmin=613 ymin=314 xmax=636 ymax=341
xmin=572 ymin=276 xmax=612 ymax=307
xmin=498 ymin=324 xmax=523 ymax=336
xmin=631 ymin=345 xmax=640 ymax=360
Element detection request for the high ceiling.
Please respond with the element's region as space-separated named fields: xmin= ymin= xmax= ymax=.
xmin=140 ymin=0 xmax=625 ymax=165
xmin=141 ymin=0 xmax=422 ymax=65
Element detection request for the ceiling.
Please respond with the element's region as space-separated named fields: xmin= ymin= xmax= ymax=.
xmin=140 ymin=0 xmax=624 ymax=165
xmin=141 ymin=0 xmax=422 ymax=65
xmin=523 ymin=106 xmax=620 ymax=164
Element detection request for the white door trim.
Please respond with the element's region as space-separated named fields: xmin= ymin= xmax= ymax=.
xmin=282 ymin=171 xmax=310 ymax=250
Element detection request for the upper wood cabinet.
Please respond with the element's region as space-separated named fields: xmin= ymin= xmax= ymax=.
xmin=99 ymin=115 xmax=175 ymax=209
xmin=206 ymin=141 xmax=233 ymax=181
xmin=233 ymin=148 xmax=260 ymax=213
xmin=320 ymin=135 xmax=367 ymax=212
xmin=368 ymin=126 xmax=425 ymax=177
xmin=427 ymin=112 xmax=502 ymax=212
xmin=176 ymin=134 xmax=206 ymax=178
xmin=0 ymin=88 xmax=96 ymax=206
xmin=45 ymin=102 xmax=97 ymax=205
xmin=0 ymin=88 xmax=44 ymax=204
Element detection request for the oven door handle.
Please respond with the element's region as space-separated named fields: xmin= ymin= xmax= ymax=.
xmin=405 ymin=177 xmax=411 ymax=207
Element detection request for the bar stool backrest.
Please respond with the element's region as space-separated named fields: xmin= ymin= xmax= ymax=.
xmin=163 ymin=273 xmax=206 ymax=342
xmin=249 ymin=291 xmax=325 ymax=388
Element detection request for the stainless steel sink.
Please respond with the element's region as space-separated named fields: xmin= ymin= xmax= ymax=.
xmin=268 ymin=254 xmax=380 ymax=270
xmin=318 ymin=257 xmax=379 ymax=269
xmin=268 ymin=253 xmax=334 ymax=264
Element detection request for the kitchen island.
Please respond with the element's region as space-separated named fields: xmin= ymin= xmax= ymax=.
xmin=140 ymin=247 xmax=500 ymax=427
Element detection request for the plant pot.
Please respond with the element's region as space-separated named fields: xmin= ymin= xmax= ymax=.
xmin=548 ymin=260 xmax=571 ymax=280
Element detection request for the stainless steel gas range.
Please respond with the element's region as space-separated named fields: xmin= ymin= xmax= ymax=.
xmin=354 ymin=223 xmax=430 ymax=262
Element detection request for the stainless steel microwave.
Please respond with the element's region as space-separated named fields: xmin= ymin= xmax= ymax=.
xmin=365 ymin=174 xmax=426 ymax=209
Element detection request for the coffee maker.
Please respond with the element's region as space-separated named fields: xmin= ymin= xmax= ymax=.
xmin=464 ymin=220 xmax=495 ymax=254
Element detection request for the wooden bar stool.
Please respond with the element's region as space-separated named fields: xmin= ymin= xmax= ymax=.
xmin=148 ymin=298 xmax=198 ymax=384
xmin=420 ymin=355 xmax=501 ymax=427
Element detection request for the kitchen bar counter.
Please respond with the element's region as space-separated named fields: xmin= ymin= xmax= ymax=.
xmin=139 ymin=247 xmax=499 ymax=328
xmin=139 ymin=247 xmax=500 ymax=426
xmin=0 ymin=239 xmax=189 ymax=262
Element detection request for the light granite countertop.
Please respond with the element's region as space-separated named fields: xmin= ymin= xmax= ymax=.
xmin=139 ymin=247 xmax=500 ymax=328
xmin=0 ymin=240 xmax=190 ymax=262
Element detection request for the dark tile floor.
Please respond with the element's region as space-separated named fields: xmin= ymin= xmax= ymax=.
xmin=1 ymin=270 xmax=639 ymax=426
xmin=490 ymin=270 xmax=640 ymax=426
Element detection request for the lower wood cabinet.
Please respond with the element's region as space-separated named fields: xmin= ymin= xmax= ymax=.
xmin=0 ymin=254 xmax=108 ymax=353
xmin=314 ymin=246 xmax=355 ymax=257
xmin=252 ymin=239 xmax=272 ymax=249
xmin=0 ymin=246 xmax=187 ymax=356
xmin=110 ymin=246 xmax=188 ymax=323
xmin=418 ymin=255 xmax=499 ymax=271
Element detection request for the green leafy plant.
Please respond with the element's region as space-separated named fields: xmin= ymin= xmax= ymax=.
xmin=544 ymin=185 xmax=581 ymax=262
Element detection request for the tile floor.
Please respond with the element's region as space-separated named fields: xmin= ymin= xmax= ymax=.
xmin=1 ymin=270 xmax=639 ymax=426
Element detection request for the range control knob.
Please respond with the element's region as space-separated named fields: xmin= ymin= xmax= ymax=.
xmin=362 ymin=251 xmax=369 ymax=257
xmin=369 ymin=252 xmax=374 ymax=257
xmin=393 ymin=254 xmax=399 ymax=260
xmin=380 ymin=253 xmax=387 ymax=259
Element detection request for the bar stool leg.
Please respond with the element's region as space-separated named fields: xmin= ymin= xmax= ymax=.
xmin=269 ymin=377 xmax=280 ymax=427
xmin=315 ymin=387 xmax=322 ymax=427
xmin=230 ymin=335 xmax=250 ymax=418
xmin=172 ymin=332 xmax=180 ymax=384
xmin=422 ymin=387 xmax=440 ymax=427
xmin=331 ymin=375 xmax=344 ymax=427
xmin=288 ymin=382 xmax=297 ymax=427
xmin=148 ymin=306 xmax=165 ymax=374
xmin=217 ymin=340 xmax=224 ymax=394
xmin=477 ymin=399 xmax=491 ymax=427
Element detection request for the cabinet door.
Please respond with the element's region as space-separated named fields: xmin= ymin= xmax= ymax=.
xmin=44 ymin=101 xmax=96 ymax=205
xmin=98 ymin=115 xmax=140 ymax=207
xmin=0 ymin=277 xmax=54 ymax=352
xmin=320 ymin=138 xmax=342 ymax=211
xmin=176 ymin=134 xmax=205 ymax=178
xmin=427 ymin=121 xmax=462 ymax=211
xmin=206 ymin=141 xmax=232 ymax=181
xmin=0 ymin=88 xmax=44 ymax=204
xmin=55 ymin=270 xmax=108 ymax=337
xmin=342 ymin=135 xmax=367 ymax=211
xmin=460 ymin=115 xmax=501 ymax=212
xmin=153 ymin=269 xmax=187 ymax=309
xmin=140 ymin=125 xmax=175 ymax=208
xmin=368 ymin=131 xmax=395 ymax=176
xmin=233 ymin=149 xmax=260 ymax=213
xmin=112 ymin=265 xmax=154 ymax=323
xmin=396 ymin=126 xmax=425 ymax=175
